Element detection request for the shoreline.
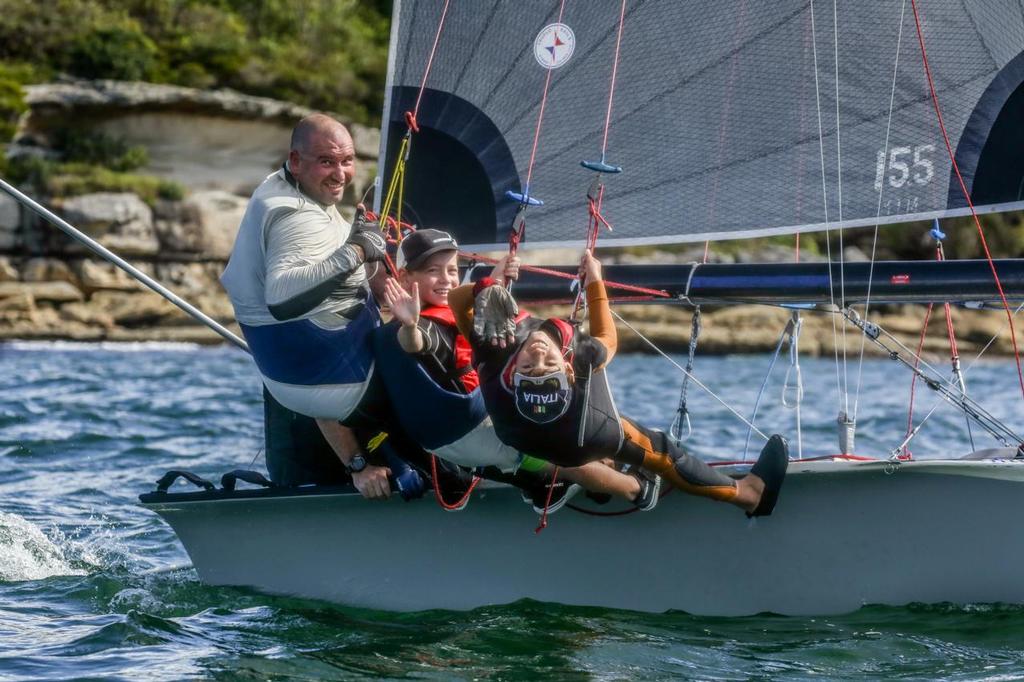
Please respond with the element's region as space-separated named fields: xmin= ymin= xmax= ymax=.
xmin=0 ymin=298 xmax=1014 ymax=362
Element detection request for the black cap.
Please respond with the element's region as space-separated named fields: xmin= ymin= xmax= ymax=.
xmin=398 ymin=229 xmax=459 ymax=270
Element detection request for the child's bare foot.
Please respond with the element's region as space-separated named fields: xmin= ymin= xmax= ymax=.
xmin=734 ymin=474 xmax=766 ymax=512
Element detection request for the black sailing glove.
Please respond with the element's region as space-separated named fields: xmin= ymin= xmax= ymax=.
xmin=347 ymin=210 xmax=387 ymax=264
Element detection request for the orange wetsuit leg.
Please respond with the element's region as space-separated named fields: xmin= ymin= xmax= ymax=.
xmin=619 ymin=417 xmax=738 ymax=502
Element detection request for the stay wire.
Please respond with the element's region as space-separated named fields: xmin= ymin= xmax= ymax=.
xmin=808 ymin=0 xmax=845 ymax=416
xmin=885 ymin=300 xmax=1024 ymax=453
xmin=742 ymin=318 xmax=793 ymax=461
xmin=831 ymin=0 xmax=850 ymax=419
xmin=611 ymin=310 xmax=768 ymax=441
xmin=852 ymin=0 xmax=907 ymax=421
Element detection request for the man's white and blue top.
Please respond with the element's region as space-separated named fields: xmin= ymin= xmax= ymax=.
xmin=221 ymin=166 xmax=377 ymax=420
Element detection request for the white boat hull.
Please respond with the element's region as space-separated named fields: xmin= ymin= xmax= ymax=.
xmin=142 ymin=458 xmax=1024 ymax=615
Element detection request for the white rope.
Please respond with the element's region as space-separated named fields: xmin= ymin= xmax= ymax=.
xmin=853 ymin=0 xmax=908 ymax=420
xmin=610 ymin=310 xmax=768 ymax=441
xmin=783 ymin=311 xmax=805 ymax=459
xmin=742 ymin=320 xmax=792 ymax=461
xmin=831 ymin=0 xmax=851 ymax=419
xmin=809 ymin=0 xmax=845 ymax=416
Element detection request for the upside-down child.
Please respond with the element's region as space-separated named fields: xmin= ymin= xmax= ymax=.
xmin=374 ymin=229 xmax=660 ymax=512
xmin=448 ymin=248 xmax=789 ymax=517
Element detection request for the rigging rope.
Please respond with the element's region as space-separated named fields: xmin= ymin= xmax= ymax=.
xmin=830 ymin=0 xmax=850 ymax=422
xmin=571 ymin=0 xmax=628 ymax=319
xmin=782 ymin=310 xmax=804 ymax=460
xmin=808 ymin=0 xmax=846 ymax=423
xmin=903 ymin=301 xmax=934 ymax=458
xmin=669 ymin=307 xmax=701 ymax=445
xmin=742 ymin=317 xmax=794 ymax=461
xmin=507 ymin=0 xmax=568 ymax=257
xmin=852 ymin=0 xmax=908 ymax=422
xmin=611 ymin=310 xmax=768 ymax=440
xmin=909 ymin=0 xmax=1024 ymax=403
xmin=459 ymin=251 xmax=670 ymax=300
xmin=902 ymin=226 xmax=975 ymax=455
xmin=429 ymin=454 xmax=480 ymax=511
xmin=375 ymin=0 xmax=452 ymax=275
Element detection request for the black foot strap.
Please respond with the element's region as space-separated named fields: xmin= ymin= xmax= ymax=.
xmin=155 ymin=470 xmax=215 ymax=493
xmin=221 ymin=469 xmax=276 ymax=492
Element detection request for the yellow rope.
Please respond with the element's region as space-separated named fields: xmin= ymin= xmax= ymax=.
xmin=379 ymin=134 xmax=411 ymax=243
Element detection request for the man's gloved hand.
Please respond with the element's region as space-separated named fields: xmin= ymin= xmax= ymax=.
xmin=473 ymin=284 xmax=519 ymax=348
xmin=347 ymin=210 xmax=387 ymax=263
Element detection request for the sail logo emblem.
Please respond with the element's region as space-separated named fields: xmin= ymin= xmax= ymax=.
xmin=534 ymin=23 xmax=575 ymax=69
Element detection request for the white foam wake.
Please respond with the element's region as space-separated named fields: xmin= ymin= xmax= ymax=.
xmin=0 ymin=512 xmax=85 ymax=582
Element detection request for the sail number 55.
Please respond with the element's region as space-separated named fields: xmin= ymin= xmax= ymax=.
xmin=874 ymin=144 xmax=935 ymax=191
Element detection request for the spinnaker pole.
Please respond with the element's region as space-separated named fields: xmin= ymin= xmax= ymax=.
xmin=0 ymin=177 xmax=250 ymax=352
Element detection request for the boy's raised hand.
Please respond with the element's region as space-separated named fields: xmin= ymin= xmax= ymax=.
xmin=491 ymin=254 xmax=521 ymax=286
xmin=383 ymin=277 xmax=419 ymax=327
xmin=579 ymin=249 xmax=603 ymax=288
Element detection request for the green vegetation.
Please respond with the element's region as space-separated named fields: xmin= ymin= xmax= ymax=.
xmin=0 ymin=1 xmax=390 ymax=204
xmin=0 ymin=62 xmax=41 ymax=143
xmin=53 ymin=129 xmax=149 ymax=172
xmin=6 ymin=155 xmax=184 ymax=204
xmin=0 ymin=0 xmax=390 ymax=125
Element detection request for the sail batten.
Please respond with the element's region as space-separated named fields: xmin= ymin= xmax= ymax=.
xmin=380 ymin=1 xmax=1024 ymax=250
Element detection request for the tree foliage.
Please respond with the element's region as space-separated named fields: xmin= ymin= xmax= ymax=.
xmin=0 ymin=0 xmax=391 ymax=124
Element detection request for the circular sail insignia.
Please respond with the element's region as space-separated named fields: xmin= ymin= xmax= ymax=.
xmin=534 ymin=23 xmax=575 ymax=69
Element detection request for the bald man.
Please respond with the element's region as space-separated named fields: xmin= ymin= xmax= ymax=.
xmin=221 ymin=113 xmax=393 ymax=498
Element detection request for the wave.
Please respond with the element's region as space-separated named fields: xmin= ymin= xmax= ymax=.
xmin=0 ymin=512 xmax=85 ymax=582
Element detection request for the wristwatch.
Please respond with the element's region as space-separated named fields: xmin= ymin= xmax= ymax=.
xmin=345 ymin=454 xmax=368 ymax=474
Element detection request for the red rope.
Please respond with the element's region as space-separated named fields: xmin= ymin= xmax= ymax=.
xmin=411 ymin=0 xmax=451 ymax=122
xmin=534 ymin=465 xmax=560 ymax=533
xmin=599 ymin=0 xmax=628 ymax=156
xmin=910 ymin=0 xmax=1024 ymax=401
xmin=905 ymin=302 xmax=934 ymax=448
xmin=459 ymin=251 xmax=671 ymax=299
xmin=508 ymin=0 xmax=569 ymax=257
xmin=524 ymin=0 xmax=567 ymax=195
xmin=429 ymin=454 xmax=480 ymax=511
xmin=936 ymin=243 xmax=961 ymax=364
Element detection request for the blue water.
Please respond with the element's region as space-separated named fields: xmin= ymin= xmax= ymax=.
xmin=1 ymin=341 xmax=1023 ymax=680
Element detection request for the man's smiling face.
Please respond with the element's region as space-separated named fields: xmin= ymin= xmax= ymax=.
xmin=288 ymin=126 xmax=356 ymax=206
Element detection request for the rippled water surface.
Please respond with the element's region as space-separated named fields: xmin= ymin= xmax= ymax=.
xmin=2 ymin=341 xmax=1023 ymax=680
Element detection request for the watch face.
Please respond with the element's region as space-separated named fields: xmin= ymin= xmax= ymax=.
xmin=348 ymin=455 xmax=367 ymax=473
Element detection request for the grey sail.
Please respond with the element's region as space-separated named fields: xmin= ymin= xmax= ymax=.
xmin=379 ymin=0 xmax=1024 ymax=250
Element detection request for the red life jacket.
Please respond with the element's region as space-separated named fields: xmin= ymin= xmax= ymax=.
xmin=419 ymin=305 xmax=479 ymax=392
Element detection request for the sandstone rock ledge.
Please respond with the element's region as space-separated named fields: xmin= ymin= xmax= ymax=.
xmin=0 ymin=253 xmax=1013 ymax=363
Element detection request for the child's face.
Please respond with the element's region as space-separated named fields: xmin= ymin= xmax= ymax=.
xmin=513 ymin=330 xmax=569 ymax=377
xmin=400 ymin=250 xmax=460 ymax=308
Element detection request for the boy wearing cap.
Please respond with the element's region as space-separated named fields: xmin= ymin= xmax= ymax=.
xmin=375 ymin=229 xmax=659 ymax=511
xmin=449 ymin=249 xmax=790 ymax=518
